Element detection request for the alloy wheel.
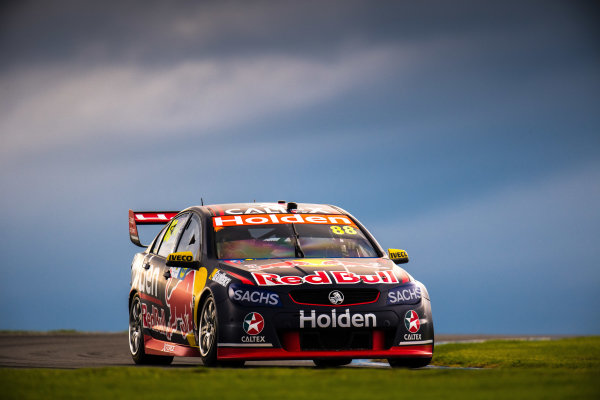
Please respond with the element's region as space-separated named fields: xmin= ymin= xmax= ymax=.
xmin=199 ymin=297 xmax=216 ymax=357
xmin=129 ymin=297 xmax=142 ymax=355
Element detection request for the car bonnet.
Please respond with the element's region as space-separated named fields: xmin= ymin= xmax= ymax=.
xmin=219 ymin=258 xmax=410 ymax=287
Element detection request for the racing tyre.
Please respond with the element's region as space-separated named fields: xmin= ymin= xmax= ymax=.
xmin=387 ymin=357 xmax=431 ymax=368
xmin=198 ymin=294 xmax=219 ymax=367
xmin=313 ymin=358 xmax=352 ymax=368
xmin=129 ymin=294 xmax=174 ymax=365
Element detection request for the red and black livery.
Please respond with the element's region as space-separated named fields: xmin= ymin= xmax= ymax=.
xmin=128 ymin=202 xmax=434 ymax=367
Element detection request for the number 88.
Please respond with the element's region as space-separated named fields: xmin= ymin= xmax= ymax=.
xmin=330 ymin=225 xmax=357 ymax=235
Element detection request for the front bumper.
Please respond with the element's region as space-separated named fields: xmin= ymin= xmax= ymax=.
xmin=215 ymin=292 xmax=434 ymax=361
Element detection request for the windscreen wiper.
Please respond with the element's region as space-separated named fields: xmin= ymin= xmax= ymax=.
xmin=290 ymin=223 xmax=305 ymax=258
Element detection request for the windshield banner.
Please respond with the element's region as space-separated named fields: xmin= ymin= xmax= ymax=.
xmin=213 ymin=214 xmax=356 ymax=227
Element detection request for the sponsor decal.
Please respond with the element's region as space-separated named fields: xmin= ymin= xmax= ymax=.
xmin=167 ymin=251 xmax=194 ymax=263
xmin=228 ymin=284 xmax=281 ymax=306
xmin=172 ymin=267 xmax=193 ymax=280
xmin=134 ymin=212 xmax=178 ymax=223
xmin=387 ymin=283 xmax=422 ymax=305
xmin=403 ymin=333 xmax=422 ymax=341
xmin=227 ymin=258 xmax=399 ymax=273
xmin=252 ymin=270 xmax=399 ymax=286
xmin=404 ymin=310 xmax=421 ymax=333
xmin=162 ymin=343 xmax=176 ymax=353
xmin=133 ymin=264 xmax=160 ymax=297
xmin=331 ymin=270 xmax=398 ymax=284
xmin=218 ymin=342 xmax=273 ymax=348
xmin=299 ymin=309 xmax=377 ymax=328
xmin=191 ymin=267 xmax=209 ymax=344
xmin=162 ymin=219 xmax=179 ymax=243
xmin=129 ymin=212 xmax=139 ymax=240
xmin=243 ymin=312 xmax=265 ymax=335
xmin=241 ymin=335 xmax=267 ymax=343
xmin=328 ymin=290 xmax=344 ymax=305
xmin=165 ymin=268 xmax=196 ymax=341
xmin=388 ymin=249 xmax=408 ymax=259
xmin=221 ymin=204 xmax=338 ymax=215
xmin=388 ymin=248 xmax=409 ymax=265
xmin=141 ymin=303 xmax=166 ymax=330
xmin=209 ymin=269 xmax=232 ymax=287
xmin=213 ymin=214 xmax=355 ymax=227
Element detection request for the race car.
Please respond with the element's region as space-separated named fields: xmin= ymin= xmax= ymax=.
xmin=128 ymin=202 xmax=433 ymax=367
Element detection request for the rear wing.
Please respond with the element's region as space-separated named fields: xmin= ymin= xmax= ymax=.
xmin=128 ymin=209 xmax=179 ymax=247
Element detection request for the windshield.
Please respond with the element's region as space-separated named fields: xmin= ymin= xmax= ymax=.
xmin=213 ymin=214 xmax=378 ymax=259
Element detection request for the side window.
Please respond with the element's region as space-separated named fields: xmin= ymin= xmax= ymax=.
xmin=176 ymin=215 xmax=201 ymax=260
xmin=157 ymin=214 xmax=190 ymax=258
xmin=150 ymin=226 xmax=167 ymax=254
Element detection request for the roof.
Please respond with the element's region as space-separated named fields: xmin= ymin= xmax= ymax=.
xmin=200 ymin=202 xmax=344 ymax=216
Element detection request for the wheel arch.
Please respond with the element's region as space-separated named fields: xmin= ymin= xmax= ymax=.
xmin=196 ymin=287 xmax=215 ymax=321
xmin=195 ymin=286 xmax=217 ymax=331
xmin=129 ymin=289 xmax=138 ymax=310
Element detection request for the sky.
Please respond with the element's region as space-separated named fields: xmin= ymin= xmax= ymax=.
xmin=0 ymin=0 xmax=598 ymax=334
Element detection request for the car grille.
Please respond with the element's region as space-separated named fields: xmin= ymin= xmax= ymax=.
xmin=300 ymin=330 xmax=372 ymax=351
xmin=279 ymin=329 xmax=396 ymax=352
xmin=288 ymin=288 xmax=379 ymax=306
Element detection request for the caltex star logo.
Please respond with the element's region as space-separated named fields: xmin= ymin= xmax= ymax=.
xmin=404 ymin=310 xmax=420 ymax=333
xmin=243 ymin=312 xmax=264 ymax=335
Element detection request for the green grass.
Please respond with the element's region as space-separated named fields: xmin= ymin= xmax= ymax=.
xmin=433 ymin=337 xmax=600 ymax=369
xmin=1 ymin=337 xmax=599 ymax=400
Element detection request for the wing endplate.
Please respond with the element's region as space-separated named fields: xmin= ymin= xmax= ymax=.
xmin=128 ymin=209 xmax=178 ymax=247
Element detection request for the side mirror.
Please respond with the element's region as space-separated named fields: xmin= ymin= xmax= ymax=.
xmin=388 ymin=248 xmax=409 ymax=264
xmin=166 ymin=251 xmax=200 ymax=269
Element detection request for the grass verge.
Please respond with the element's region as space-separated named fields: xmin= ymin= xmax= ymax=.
xmin=433 ymin=336 xmax=600 ymax=369
xmin=1 ymin=337 xmax=598 ymax=400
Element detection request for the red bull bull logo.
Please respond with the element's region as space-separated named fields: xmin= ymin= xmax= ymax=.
xmin=164 ymin=268 xmax=195 ymax=341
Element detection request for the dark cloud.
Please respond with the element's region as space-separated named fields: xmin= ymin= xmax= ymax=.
xmin=1 ymin=0 xmax=599 ymax=333
xmin=2 ymin=1 xmax=598 ymax=71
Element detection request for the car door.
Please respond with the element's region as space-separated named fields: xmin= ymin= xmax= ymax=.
xmin=136 ymin=225 xmax=167 ymax=340
xmin=150 ymin=213 xmax=190 ymax=341
xmin=163 ymin=214 xmax=202 ymax=345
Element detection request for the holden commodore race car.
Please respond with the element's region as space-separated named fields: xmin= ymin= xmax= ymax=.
xmin=128 ymin=202 xmax=433 ymax=368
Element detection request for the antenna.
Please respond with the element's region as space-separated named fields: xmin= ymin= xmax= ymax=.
xmin=287 ymin=202 xmax=298 ymax=212
xmin=201 ymin=197 xmax=204 ymax=206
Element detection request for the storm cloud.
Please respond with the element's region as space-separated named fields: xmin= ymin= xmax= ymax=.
xmin=0 ymin=0 xmax=598 ymax=333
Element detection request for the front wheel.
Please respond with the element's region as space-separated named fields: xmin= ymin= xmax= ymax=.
xmin=198 ymin=295 xmax=218 ymax=366
xmin=388 ymin=357 xmax=431 ymax=368
xmin=129 ymin=294 xmax=174 ymax=365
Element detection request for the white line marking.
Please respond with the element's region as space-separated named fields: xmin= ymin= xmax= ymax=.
xmin=435 ymin=337 xmax=552 ymax=346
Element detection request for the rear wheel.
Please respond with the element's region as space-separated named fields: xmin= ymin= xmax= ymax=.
xmin=129 ymin=294 xmax=174 ymax=365
xmin=198 ymin=295 xmax=218 ymax=366
xmin=388 ymin=357 xmax=431 ymax=368
xmin=313 ymin=358 xmax=352 ymax=368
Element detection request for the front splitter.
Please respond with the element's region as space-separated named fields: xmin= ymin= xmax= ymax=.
xmin=217 ymin=344 xmax=433 ymax=360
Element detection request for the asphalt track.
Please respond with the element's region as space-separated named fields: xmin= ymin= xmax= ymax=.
xmin=0 ymin=333 xmax=551 ymax=369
